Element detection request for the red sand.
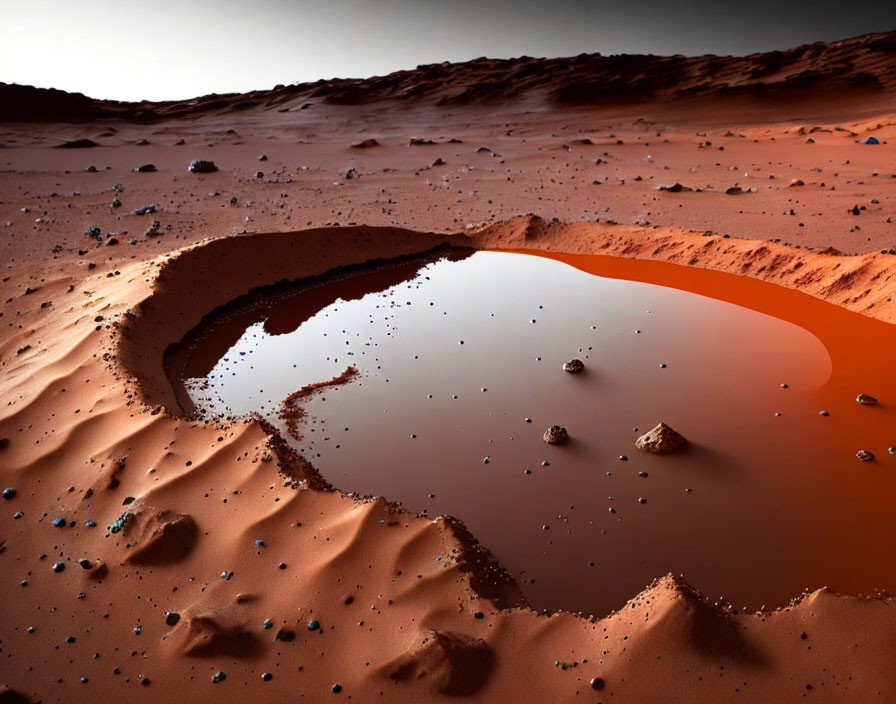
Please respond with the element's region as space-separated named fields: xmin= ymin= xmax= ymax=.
xmin=1 ymin=31 xmax=896 ymax=703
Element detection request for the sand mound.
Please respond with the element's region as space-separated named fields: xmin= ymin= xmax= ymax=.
xmin=382 ymin=629 xmax=494 ymax=696
xmin=53 ymin=138 xmax=99 ymax=149
xmin=117 ymin=504 xmax=198 ymax=564
xmin=167 ymin=591 xmax=262 ymax=658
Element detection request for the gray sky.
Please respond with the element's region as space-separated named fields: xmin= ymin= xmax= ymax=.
xmin=1 ymin=0 xmax=893 ymax=101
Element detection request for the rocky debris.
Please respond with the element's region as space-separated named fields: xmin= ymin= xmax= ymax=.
xmin=351 ymin=138 xmax=380 ymax=148
xmin=856 ymin=450 xmax=875 ymax=462
xmin=635 ymin=422 xmax=687 ymax=454
xmin=563 ymin=358 xmax=584 ymax=373
xmin=543 ymin=425 xmax=569 ymax=444
xmin=789 ymin=178 xmax=805 ymax=187
xmin=257 ymin=154 xmax=268 ymax=161
xmin=188 ymin=159 xmax=218 ymax=173
xmin=145 ymin=220 xmax=161 ymax=237
xmin=725 ymin=186 xmax=753 ymax=195
xmin=409 ymin=137 xmax=436 ymax=146
xmin=134 ymin=163 xmax=157 ymax=173
xmin=343 ymin=167 xmax=358 ymax=180
xmin=1 ymin=487 xmax=15 ymax=499
xmin=381 ymin=630 xmax=494 ymax=696
xmin=131 ymin=204 xmax=156 ymax=215
xmin=84 ymin=226 xmax=102 ymax=240
xmin=657 ymin=183 xmax=692 ymax=192
xmin=856 ymin=394 xmax=878 ymax=406
xmin=85 ymin=165 xmax=97 ymax=173
xmin=111 ymin=198 xmax=121 ymax=208
xmin=431 ymin=158 xmax=445 ymax=166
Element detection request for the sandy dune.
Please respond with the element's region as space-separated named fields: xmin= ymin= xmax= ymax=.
xmin=1 ymin=31 xmax=896 ymax=703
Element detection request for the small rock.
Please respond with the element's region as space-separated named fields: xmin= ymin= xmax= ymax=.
xmin=635 ymin=423 xmax=687 ymax=454
xmin=188 ymin=160 xmax=218 ymax=173
xmin=1 ymin=487 xmax=15 ymax=500
xmin=856 ymin=394 xmax=878 ymax=406
xmin=543 ymin=425 xmax=569 ymax=444
xmin=563 ymin=358 xmax=584 ymax=374
xmin=134 ymin=164 xmax=157 ymax=173
xmin=856 ymin=450 xmax=875 ymax=462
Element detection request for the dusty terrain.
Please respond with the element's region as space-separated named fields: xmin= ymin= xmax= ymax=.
xmin=1 ymin=31 xmax=895 ymax=703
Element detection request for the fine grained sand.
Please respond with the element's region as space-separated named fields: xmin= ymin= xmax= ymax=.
xmin=1 ymin=31 xmax=896 ymax=703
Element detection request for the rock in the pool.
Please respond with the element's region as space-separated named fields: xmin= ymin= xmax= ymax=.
xmin=563 ymin=358 xmax=584 ymax=373
xmin=635 ymin=422 xmax=687 ymax=454
xmin=543 ymin=425 xmax=569 ymax=444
